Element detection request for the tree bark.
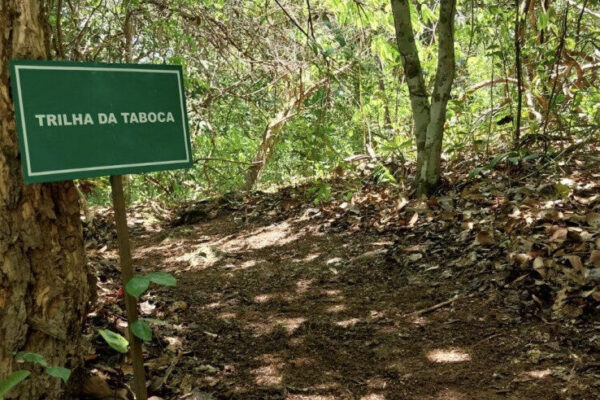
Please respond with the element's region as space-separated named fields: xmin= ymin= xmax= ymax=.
xmin=391 ymin=0 xmax=456 ymax=196
xmin=417 ymin=0 xmax=456 ymax=195
xmin=0 ymin=1 xmax=92 ymax=399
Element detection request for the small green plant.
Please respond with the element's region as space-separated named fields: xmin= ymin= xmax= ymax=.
xmin=371 ymin=163 xmax=397 ymax=185
xmin=0 ymin=371 xmax=30 ymax=400
xmin=99 ymin=271 xmax=176 ymax=352
xmin=307 ymin=182 xmax=332 ymax=206
xmin=0 ymin=352 xmax=71 ymax=399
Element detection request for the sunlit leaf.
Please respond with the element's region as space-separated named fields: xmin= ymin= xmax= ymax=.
xmin=126 ymin=275 xmax=150 ymax=298
xmin=130 ymin=320 xmax=152 ymax=342
xmin=99 ymin=330 xmax=129 ymax=354
xmin=0 ymin=371 xmax=30 ymax=397
xmin=147 ymin=272 xmax=176 ymax=287
xmin=16 ymin=351 xmax=47 ymax=367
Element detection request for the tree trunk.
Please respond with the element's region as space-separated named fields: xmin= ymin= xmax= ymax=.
xmin=122 ymin=0 xmax=135 ymax=203
xmin=243 ymin=63 xmax=353 ymax=190
xmin=416 ymin=0 xmax=456 ymax=195
xmin=391 ymin=0 xmax=456 ymax=196
xmin=0 ymin=1 xmax=92 ymax=399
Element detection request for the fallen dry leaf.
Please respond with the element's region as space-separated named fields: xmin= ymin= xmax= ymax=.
xmin=476 ymin=230 xmax=495 ymax=246
xmin=590 ymin=250 xmax=600 ymax=268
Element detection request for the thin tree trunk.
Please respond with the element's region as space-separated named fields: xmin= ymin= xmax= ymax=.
xmin=391 ymin=0 xmax=431 ymax=178
xmin=391 ymin=0 xmax=456 ymax=196
xmin=243 ymin=63 xmax=352 ymax=190
xmin=121 ymin=0 xmax=135 ymax=202
xmin=0 ymin=1 xmax=92 ymax=399
xmin=514 ymin=0 xmax=524 ymax=148
xmin=376 ymin=55 xmax=392 ymax=129
xmin=417 ymin=0 xmax=456 ymax=195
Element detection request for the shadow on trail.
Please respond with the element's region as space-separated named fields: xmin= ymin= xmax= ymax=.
xmin=130 ymin=207 xmax=588 ymax=400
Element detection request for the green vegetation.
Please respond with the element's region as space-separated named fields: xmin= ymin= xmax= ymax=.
xmin=53 ymin=0 xmax=598 ymax=202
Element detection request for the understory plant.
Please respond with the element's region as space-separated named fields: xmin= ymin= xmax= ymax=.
xmin=0 ymin=352 xmax=71 ymax=399
xmin=100 ymin=271 xmax=177 ymax=352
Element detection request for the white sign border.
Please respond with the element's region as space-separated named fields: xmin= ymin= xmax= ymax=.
xmin=14 ymin=65 xmax=191 ymax=178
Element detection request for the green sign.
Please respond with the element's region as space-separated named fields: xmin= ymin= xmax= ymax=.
xmin=10 ymin=60 xmax=193 ymax=183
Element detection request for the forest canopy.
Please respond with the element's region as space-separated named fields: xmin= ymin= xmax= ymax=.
xmin=48 ymin=0 xmax=600 ymax=202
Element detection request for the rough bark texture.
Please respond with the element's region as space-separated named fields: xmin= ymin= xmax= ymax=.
xmin=0 ymin=1 xmax=91 ymax=399
xmin=391 ymin=0 xmax=456 ymax=196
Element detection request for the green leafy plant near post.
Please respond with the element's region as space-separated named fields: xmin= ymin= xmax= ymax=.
xmin=0 ymin=352 xmax=71 ymax=400
xmin=100 ymin=271 xmax=177 ymax=352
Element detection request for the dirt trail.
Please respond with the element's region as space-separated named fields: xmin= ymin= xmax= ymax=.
xmin=110 ymin=200 xmax=599 ymax=400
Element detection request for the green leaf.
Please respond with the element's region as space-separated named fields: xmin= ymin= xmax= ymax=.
xmin=147 ymin=272 xmax=176 ymax=287
xmin=99 ymin=329 xmax=129 ymax=354
xmin=126 ymin=275 xmax=150 ymax=298
xmin=523 ymin=153 xmax=540 ymax=161
xmin=537 ymin=11 xmax=548 ymax=30
xmin=16 ymin=352 xmax=47 ymax=367
xmin=469 ymin=167 xmax=483 ymax=179
xmin=421 ymin=5 xmax=436 ymax=24
xmin=45 ymin=367 xmax=71 ymax=383
xmin=130 ymin=320 xmax=152 ymax=342
xmin=0 ymin=371 xmax=30 ymax=397
xmin=486 ymin=152 xmax=509 ymax=169
xmin=554 ymin=183 xmax=571 ymax=199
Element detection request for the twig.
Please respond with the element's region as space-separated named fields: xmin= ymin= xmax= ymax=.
xmin=143 ymin=174 xmax=173 ymax=195
xmin=407 ymin=293 xmax=473 ymax=316
xmin=273 ymin=0 xmax=312 ymax=44
xmin=472 ymin=333 xmax=502 ymax=348
xmin=195 ymin=157 xmax=252 ymax=165
xmin=150 ymin=353 xmax=181 ymax=392
xmin=306 ymin=0 xmax=315 ymax=41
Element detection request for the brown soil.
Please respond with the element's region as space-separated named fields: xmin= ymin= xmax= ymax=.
xmin=84 ymin=188 xmax=599 ymax=400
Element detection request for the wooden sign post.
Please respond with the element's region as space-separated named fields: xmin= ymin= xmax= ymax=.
xmin=110 ymin=175 xmax=148 ymax=400
xmin=10 ymin=60 xmax=193 ymax=400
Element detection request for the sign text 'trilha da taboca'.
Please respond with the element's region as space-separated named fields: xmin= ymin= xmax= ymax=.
xmin=34 ymin=111 xmax=177 ymax=127
xmin=9 ymin=60 xmax=193 ymax=183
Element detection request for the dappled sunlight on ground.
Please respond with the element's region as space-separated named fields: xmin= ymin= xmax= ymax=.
xmin=523 ymin=369 xmax=552 ymax=379
xmin=296 ymin=279 xmax=314 ymax=294
xmin=426 ymin=349 xmax=472 ymax=363
xmin=359 ymin=394 xmax=386 ymax=400
xmin=409 ymin=315 xmax=429 ymax=326
xmin=121 ymin=201 xmax=598 ymax=400
xmin=433 ymin=388 xmax=468 ymax=400
xmin=324 ymin=304 xmax=346 ymax=313
xmin=278 ymin=317 xmax=307 ymax=333
xmin=300 ymin=252 xmax=321 ymax=262
xmin=335 ymin=317 xmax=361 ymax=327
xmin=217 ymin=220 xmax=303 ymax=252
xmin=217 ymin=312 xmax=236 ymax=320
xmin=252 ymin=353 xmax=284 ymax=386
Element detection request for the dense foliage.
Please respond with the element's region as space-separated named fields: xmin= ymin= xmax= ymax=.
xmin=48 ymin=0 xmax=600 ymax=202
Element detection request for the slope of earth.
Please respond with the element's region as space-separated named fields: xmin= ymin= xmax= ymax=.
xmin=83 ymin=161 xmax=600 ymax=400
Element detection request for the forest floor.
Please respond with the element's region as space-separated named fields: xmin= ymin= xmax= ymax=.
xmin=83 ymin=156 xmax=600 ymax=400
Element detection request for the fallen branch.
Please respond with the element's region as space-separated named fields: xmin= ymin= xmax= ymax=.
xmin=407 ymin=293 xmax=474 ymax=316
xmin=566 ymin=0 xmax=600 ymax=19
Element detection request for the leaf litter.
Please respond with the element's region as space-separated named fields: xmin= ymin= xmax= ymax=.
xmin=81 ymin=151 xmax=600 ymax=399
